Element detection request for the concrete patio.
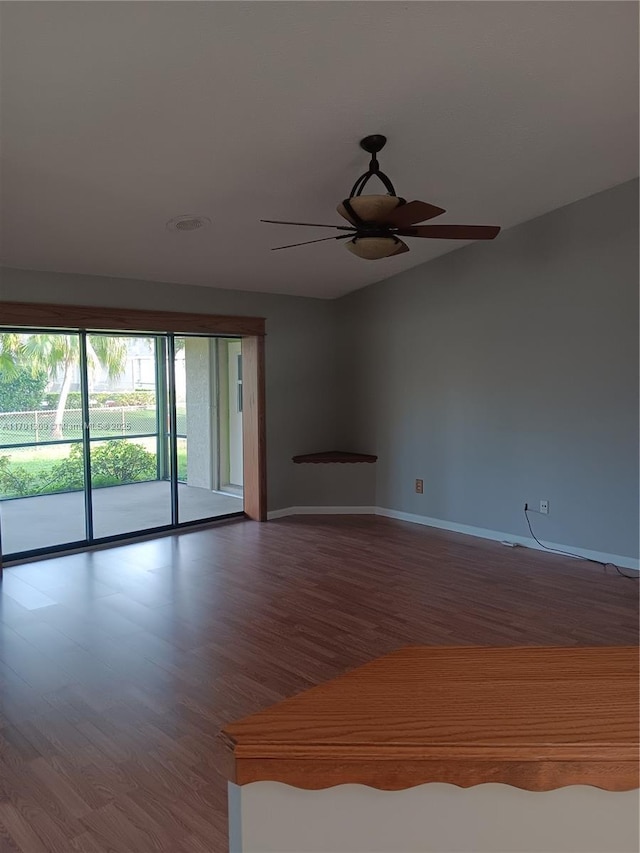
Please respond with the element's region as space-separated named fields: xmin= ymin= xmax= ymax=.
xmin=0 ymin=480 xmax=243 ymax=555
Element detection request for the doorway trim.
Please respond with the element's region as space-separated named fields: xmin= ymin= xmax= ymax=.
xmin=0 ymin=301 xmax=267 ymax=550
xmin=0 ymin=302 xmax=265 ymax=337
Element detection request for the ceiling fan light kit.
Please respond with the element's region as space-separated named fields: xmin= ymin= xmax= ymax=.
xmin=337 ymin=194 xmax=403 ymax=227
xmin=346 ymin=235 xmax=408 ymax=260
xmin=262 ymin=135 xmax=501 ymax=260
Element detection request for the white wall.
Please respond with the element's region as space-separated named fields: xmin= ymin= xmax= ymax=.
xmin=184 ymin=337 xmax=215 ymax=490
xmin=230 ymin=781 xmax=639 ymax=853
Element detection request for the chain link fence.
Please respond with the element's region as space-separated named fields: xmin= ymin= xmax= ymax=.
xmin=0 ymin=406 xmax=186 ymax=444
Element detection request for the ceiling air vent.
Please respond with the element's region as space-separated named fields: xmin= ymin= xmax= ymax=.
xmin=166 ymin=215 xmax=211 ymax=232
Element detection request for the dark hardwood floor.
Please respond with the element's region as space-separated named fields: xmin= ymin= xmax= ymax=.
xmin=0 ymin=515 xmax=637 ymax=852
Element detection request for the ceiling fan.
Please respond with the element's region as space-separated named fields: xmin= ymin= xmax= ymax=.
xmin=262 ymin=135 xmax=500 ymax=260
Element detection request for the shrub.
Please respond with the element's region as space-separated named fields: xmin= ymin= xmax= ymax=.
xmin=50 ymin=444 xmax=85 ymax=491
xmin=0 ymin=366 xmax=48 ymax=413
xmin=91 ymin=441 xmax=156 ymax=484
xmin=51 ymin=441 xmax=156 ymax=489
xmin=0 ymin=455 xmax=40 ymax=497
xmin=41 ymin=390 xmax=156 ymax=409
xmin=0 ymin=441 xmax=157 ymax=498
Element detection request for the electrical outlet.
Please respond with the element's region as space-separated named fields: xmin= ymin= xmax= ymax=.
xmin=540 ymin=500 xmax=549 ymax=515
xmin=415 ymin=479 xmax=424 ymax=494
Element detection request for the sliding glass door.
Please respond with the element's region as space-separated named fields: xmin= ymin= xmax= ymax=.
xmin=175 ymin=336 xmax=244 ymax=524
xmin=86 ymin=333 xmax=173 ymax=540
xmin=0 ymin=328 xmax=243 ymax=560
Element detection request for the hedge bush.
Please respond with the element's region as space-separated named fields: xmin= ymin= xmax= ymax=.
xmin=0 ymin=367 xmax=48 ymax=413
xmin=0 ymin=441 xmax=157 ymax=498
xmin=40 ymin=390 xmax=156 ymax=409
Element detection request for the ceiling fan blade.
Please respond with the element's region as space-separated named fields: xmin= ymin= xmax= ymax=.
xmin=261 ymin=219 xmax=355 ymax=231
xmin=399 ymin=224 xmax=501 ymax=240
xmin=384 ymin=200 xmax=446 ymax=227
xmin=271 ymin=234 xmax=351 ymax=251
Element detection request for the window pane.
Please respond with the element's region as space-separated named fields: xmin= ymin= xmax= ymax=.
xmin=0 ymin=331 xmax=87 ymax=555
xmin=0 ymin=443 xmax=86 ymax=554
xmin=177 ymin=336 xmax=243 ymax=523
xmin=84 ymin=334 xmax=171 ymax=540
xmin=90 ymin=437 xmax=171 ymax=539
xmin=86 ymin=335 xmax=158 ymax=440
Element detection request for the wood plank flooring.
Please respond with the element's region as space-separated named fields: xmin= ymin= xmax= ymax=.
xmin=0 ymin=515 xmax=637 ymax=852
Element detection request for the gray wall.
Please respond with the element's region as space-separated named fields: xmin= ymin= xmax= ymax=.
xmin=0 ymin=267 xmax=345 ymax=511
xmin=337 ymin=180 xmax=639 ymax=559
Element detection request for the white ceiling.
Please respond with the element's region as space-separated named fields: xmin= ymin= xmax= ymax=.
xmin=1 ymin=2 xmax=637 ymax=299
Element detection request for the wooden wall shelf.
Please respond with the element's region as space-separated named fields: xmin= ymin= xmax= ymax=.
xmin=220 ymin=645 xmax=639 ymax=792
xmin=292 ymin=451 xmax=377 ymax=464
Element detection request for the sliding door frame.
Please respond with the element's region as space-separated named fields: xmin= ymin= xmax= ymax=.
xmin=166 ymin=333 xmax=180 ymax=527
xmin=78 ymin=331 xmax=94 ymax=541
xmin=0 ymin=302 xmax=267 ymax=572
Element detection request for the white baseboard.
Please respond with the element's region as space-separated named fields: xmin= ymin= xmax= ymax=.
xmin=375 ymin=507 xmax=639 ymax=571
xmin=268 ymin=505 xmax=639 ymax=571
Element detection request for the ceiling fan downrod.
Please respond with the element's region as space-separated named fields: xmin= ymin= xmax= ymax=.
xmin=348 ymin=134 xmax=398 ymax=199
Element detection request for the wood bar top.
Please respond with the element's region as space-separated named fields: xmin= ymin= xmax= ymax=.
xmin=220 ymin=645 xmax=639 ymax=791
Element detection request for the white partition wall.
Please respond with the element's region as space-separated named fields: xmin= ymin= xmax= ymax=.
xmin=229 ymin=782 xmax=639 ymax=853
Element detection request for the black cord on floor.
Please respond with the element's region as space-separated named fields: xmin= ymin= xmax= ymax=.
xmin=523 ymin=505 xmax=639 ymax=580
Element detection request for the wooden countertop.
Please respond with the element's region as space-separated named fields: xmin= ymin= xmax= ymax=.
xmin=220 ymin=646 xmax=639 ymax=791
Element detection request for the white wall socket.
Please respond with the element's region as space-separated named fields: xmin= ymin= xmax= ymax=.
xmin=540 ymin=500 xmax=549 ymax=515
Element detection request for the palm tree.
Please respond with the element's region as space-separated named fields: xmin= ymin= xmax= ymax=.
xmin=0 ymin=333 xmax=24 ymax=380
xmin=23 ymin=335 xmax=127 ymax=438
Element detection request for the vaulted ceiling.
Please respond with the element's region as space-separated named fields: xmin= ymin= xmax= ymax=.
xmin=1 ymin=2 xmax=637 ymax=298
